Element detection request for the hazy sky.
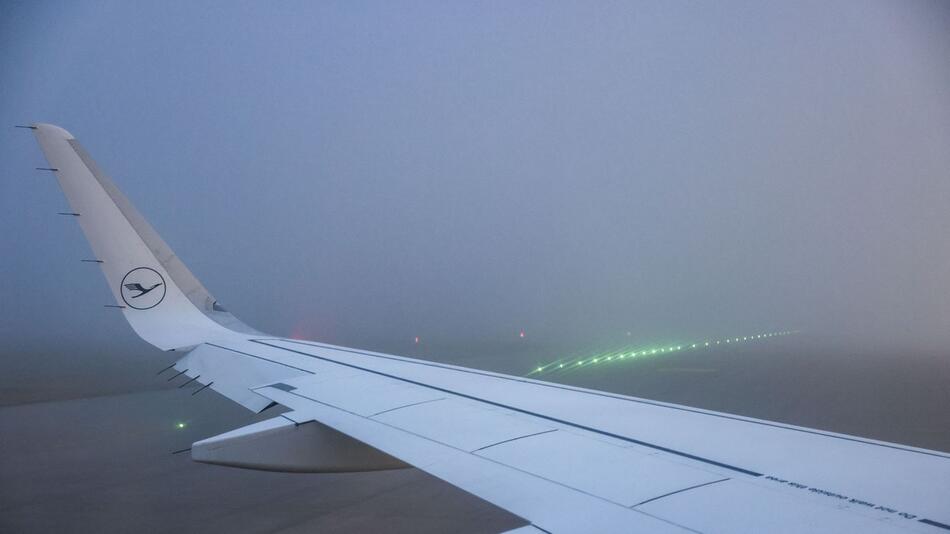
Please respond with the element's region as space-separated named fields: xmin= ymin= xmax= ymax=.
xmin=2 ymin=1 xmax=950 ymax=383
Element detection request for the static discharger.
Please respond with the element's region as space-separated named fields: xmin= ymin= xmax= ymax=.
xmin=192 ymin=382 xmax=213 ymax=396
xmin=166 ymin=369 xmax=188 ymax=382
xmin=178 ymin=375 xmax=200 ymax=388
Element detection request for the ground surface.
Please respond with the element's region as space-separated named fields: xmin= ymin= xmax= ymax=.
xmin=2 ymin=336 xmax=948 ymax=533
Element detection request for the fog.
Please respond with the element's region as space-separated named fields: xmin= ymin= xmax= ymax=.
xmin=2 ymin=1 xmax=949 ymax=405
xmin=2 ymin=3 xmax=950 ymax=532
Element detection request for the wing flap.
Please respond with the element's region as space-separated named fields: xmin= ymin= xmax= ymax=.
xmin=251 ymin=375 xmax=741 ymax=510
xmin=255 ymin=383 xmax=691 ymax=534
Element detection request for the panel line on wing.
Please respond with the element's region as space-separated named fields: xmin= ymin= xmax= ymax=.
xmin=368 ymin=397 xmax=446 ymax=418
xmin=919 ymin=518 xmax=950 ymax=531
xmin=473 ymin=429 xmax=560 ymax=453
xmin=206 ymin=343 xmax=315 ymax=375
xmin=632 ymin=478 xmax=730 ymax=508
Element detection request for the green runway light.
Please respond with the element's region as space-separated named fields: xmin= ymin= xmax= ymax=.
xmin=526 ymin=328 xmax=798 ymax=376
xmin=176 ymin=422 xmax=186 ymax=429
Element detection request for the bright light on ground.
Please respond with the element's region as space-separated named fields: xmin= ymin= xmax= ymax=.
xmin=526 ymin=329 xmax=799 ymax=377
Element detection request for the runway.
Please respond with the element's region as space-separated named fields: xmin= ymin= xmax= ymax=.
xmin=2 ymin=336 xmax=948 ymax=533
xmin=0 ymin=389 xmax=522 ymax=533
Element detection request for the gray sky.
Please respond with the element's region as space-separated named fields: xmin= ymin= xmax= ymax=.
xmin=2 ymin=1 xmax=950 ymax=386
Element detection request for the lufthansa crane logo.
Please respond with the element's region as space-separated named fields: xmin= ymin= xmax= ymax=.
xmin=120 ymin=267 xmax=166 ymax=310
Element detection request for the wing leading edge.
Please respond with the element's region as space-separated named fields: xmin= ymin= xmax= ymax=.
xmin=28 ymin=124 xmax=950 ymax=533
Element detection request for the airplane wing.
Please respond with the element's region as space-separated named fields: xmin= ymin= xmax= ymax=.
xmin=29 ymin=123 xmax=950 ymax=533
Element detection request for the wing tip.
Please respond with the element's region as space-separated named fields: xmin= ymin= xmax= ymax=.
xmin=33 ymin=123 xmax=75 ymax=139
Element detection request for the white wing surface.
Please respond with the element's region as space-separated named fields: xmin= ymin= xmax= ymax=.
xmin=29 ymin=124 xmax=950 ymax=533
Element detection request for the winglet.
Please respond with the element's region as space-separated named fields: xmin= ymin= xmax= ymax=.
xmin=32 ymin=124 xmax=257 ymax=349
